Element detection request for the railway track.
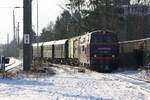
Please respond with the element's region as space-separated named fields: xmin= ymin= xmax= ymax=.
xmin=51 ymin=63 xmax=150 ymax=94
xmin=54 ymin=64 xmax=150 ymax=93
xmin=5 ymin=59 xmax=150 ymax=93
xmin=49 ymin=63 xmax=92 ymax=74
xmin=110 ymin=72 xmax=150 ymax=93
xmin=1 ymin=58 xmax=22 ymax=77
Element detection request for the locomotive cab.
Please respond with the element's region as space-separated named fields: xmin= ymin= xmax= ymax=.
xmin=90 ymin=31 xmax=118 ymax=72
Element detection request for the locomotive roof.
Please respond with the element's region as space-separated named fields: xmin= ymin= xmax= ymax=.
xmin=54 ymin=39 xmax=68 ymax=45
xmin=90 ymin=30 xmax=114 ymax=34
xmin=32 ymin=42 xmax=43 ymax=47
xmin=69 ymin=36 xmax=80 ymax=40
xmin=43 ymin=41 xmax=55 ymax=46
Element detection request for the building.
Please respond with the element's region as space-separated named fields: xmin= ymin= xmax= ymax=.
xmin=119 ymin=0 xmax=130 ymax=5
xmin=118 ymin=1 xmax=150 ymax=41
xmin=121 ymin=5 xmax=149 ymax=16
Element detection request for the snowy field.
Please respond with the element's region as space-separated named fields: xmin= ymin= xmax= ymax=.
xmin=0 ymin=62 xmax=150 ymax=100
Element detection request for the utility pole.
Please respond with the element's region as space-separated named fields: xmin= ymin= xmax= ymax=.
xmin=37 ymin=0 xmax=39 ymax=58
xmin=23 ymin=0 xmax=32 ymax=71
xmin=13 ymin=9 xmax=17 ymax=57
xmin=7 ymin=34 xmax=9 ymax=56
xmin=13 ymin=10 xmax=16 ymax=41
xmin=17 ymin=22 xmax=20 ymax=46
xmin=16 ymin=22 xmax=20 ymax=58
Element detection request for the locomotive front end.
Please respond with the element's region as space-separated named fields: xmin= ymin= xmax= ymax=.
xmin=90 ymin=31 xmax=118 ymax=72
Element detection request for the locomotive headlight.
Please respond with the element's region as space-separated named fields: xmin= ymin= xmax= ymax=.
xmin=112 ymin=55 xmax=115 ymax=58
xmin=105 ymin=65 xmax=109 ymax=70
xmin=94 ymin=54 xmax=97 ymax=57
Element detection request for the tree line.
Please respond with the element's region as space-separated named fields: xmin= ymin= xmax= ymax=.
xmin=38 ymin=0 xmax=150 ymax=42
xmin=37 ymin=0 xmax=122 ymax=42
xmin=4 ymin=0 xmax=150 ymax=57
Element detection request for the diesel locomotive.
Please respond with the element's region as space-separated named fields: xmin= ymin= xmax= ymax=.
xmin=32 ymin=30 xmax=119 ymax=72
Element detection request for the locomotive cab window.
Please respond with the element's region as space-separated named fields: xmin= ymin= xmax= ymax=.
xmin=91 ymin=33 xmax=117 ymax=43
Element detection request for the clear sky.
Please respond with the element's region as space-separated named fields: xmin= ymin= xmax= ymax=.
xmin=0 ymin=0 xmax=64 ymax=44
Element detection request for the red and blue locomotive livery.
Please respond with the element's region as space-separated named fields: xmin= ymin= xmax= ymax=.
xmin=78 ymin=30 xmax=118 ymax=71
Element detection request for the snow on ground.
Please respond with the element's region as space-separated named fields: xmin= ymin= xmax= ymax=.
xmin=5 ymin=58 xmax=22 ymax=71
xmin=0 ymin=64 xmax=150 ymax=100
xmin=121 ymin=69 xmax=150 ymax=81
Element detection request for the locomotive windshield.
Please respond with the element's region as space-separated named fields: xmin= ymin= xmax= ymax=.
xmin=90 ymin=32 xmax=118 ymax=55
xmin=91 ymin=33 xmax=118 ymax=43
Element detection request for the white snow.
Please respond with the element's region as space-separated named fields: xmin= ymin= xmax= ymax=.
xmin=5 ymin=58 xmax=22 ymax=71
xmin=0 ymin=63 xmax=150 ymax=100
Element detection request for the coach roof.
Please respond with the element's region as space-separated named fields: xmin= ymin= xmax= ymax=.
xmin=32 ymin=42 xmax=43 ymax=47
xmin=54 ymin=39 xmax=68 ymax=45
xmin=43 ymin=41 xmax=55 ymax=46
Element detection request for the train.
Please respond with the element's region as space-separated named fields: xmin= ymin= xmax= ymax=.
xmin=32 ymin=30 xmax=119 ymax=72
